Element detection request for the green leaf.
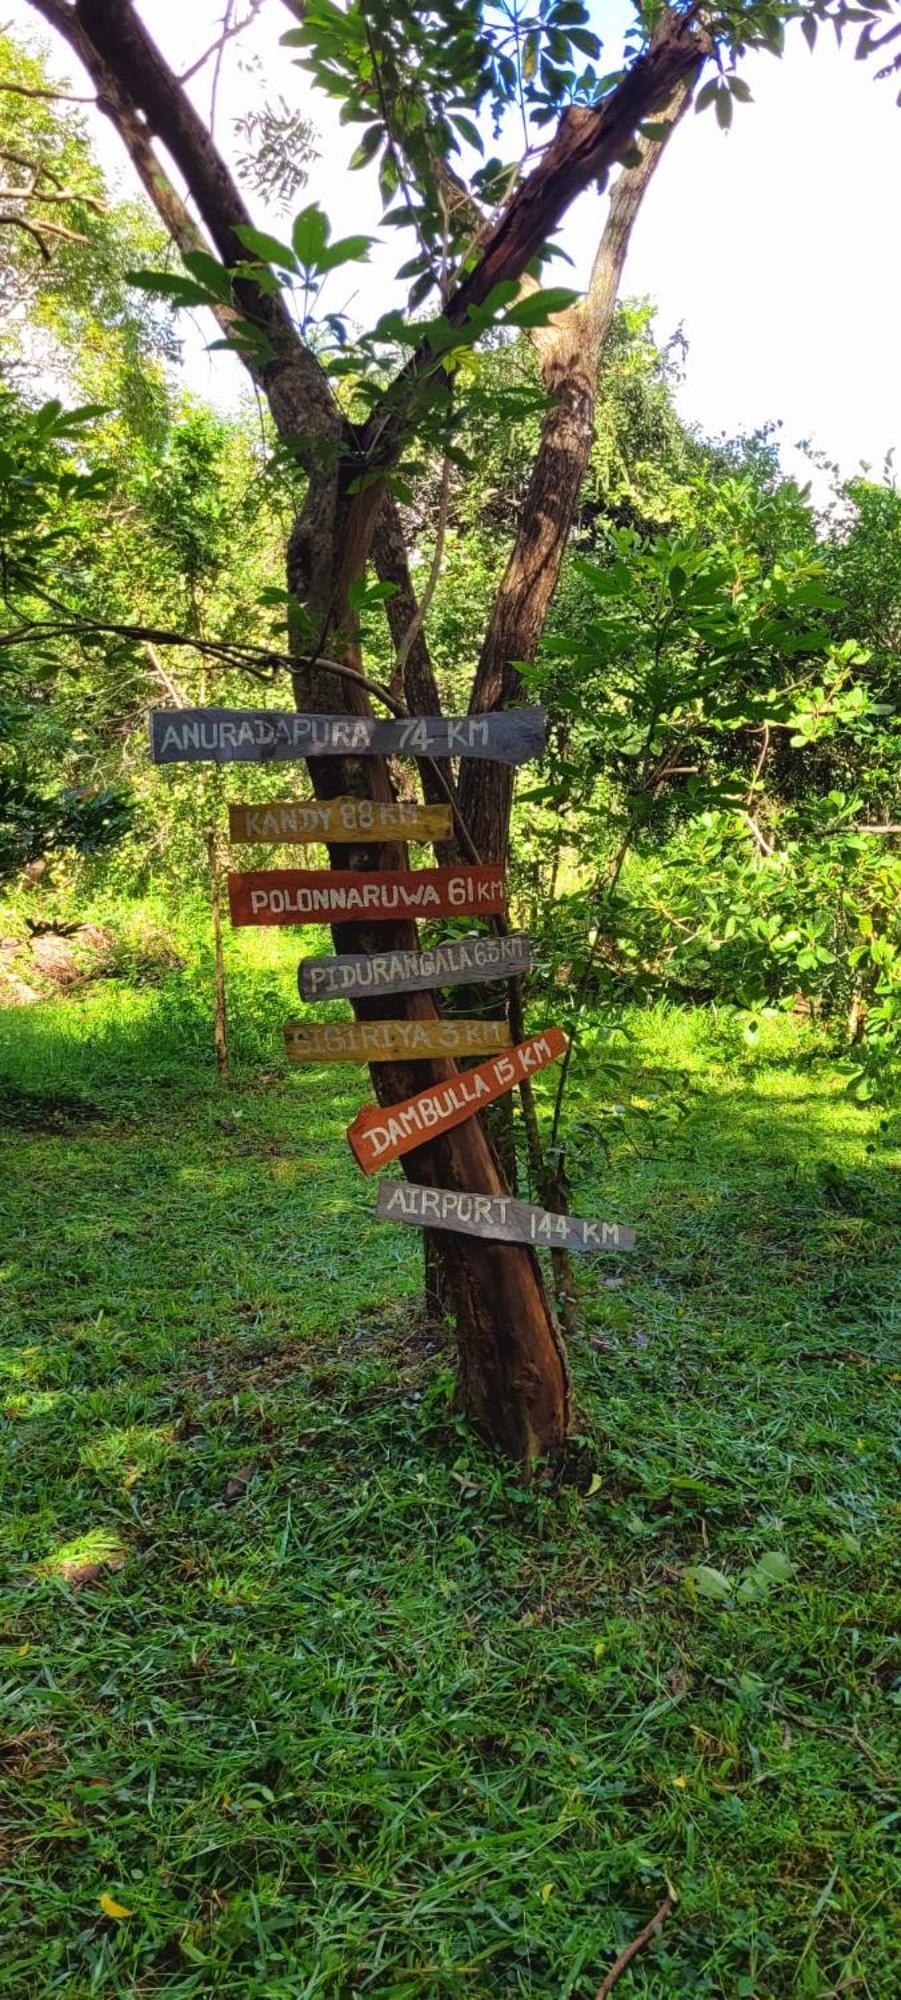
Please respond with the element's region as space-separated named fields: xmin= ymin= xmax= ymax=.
xmin=753 ymin=1551 xmax=794 ymax=1583
xmin=349 ymin=123 xmax=384 ymax=170
xmin=736 ymin=1550 xmax=795 ymax=1603
xmin=316 ymin=233 xmax=374 ymax=272
xmin=569 ymin=29 xmax=601 ymax=59
xmin=407 ymin=270 xmax=436 ymax=310
xmin=715 ymin=86 xmax=734 ymax=131
xmin=683 ymin=1564 xmax=732 ymax=1602
xmin=450 ymin=112 xmax=484 ymax=153
xmin=503 ymin=286 xmax=579 ymax=329
xmin=728 ymin=75 xmax=753 ymax=102
xmin=695 ymin=77 xmax=720 ymax=114
xmin=396 ymin=254 xmax=431 ymax=282
xmin=126 ymin=270 xmax=217 ymax=306
xmin=180 ymin=250 xmax=234 ymax=301
xmin=232 ymin=224 xmax=297 ymax=269
xmin=481 ymin=280 xmax=521 ymax=315
xmin=291 ymin=202 xmax=330 ymax=269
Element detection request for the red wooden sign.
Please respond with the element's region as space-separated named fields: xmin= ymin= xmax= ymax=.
xmin=347 ymin=1027 xmax=567 ymax=1175
xmin=228 ymin=865 xmax=506 ymax=927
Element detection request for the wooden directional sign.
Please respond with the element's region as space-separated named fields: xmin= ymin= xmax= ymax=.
xmin=228 ymin=865 xmax=505 ymax=927
xmin=284 ymin=1019 xmax=512 ymax=1062
xmin=347 ymin=1027 xmax=566 ymax=1175
xmin=377 ymin=1181 xmax=636 ymax=1252
xmin=299 ymin=931 xmax=533 ymax=1002
xmin=229 ymin=798 xmax=452 ymax=845
xmin=152 ymin=707 xmax=545 ymax=767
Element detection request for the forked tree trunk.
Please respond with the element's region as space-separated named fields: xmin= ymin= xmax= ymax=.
xmin=33 ymin=0 xmax=704 ymax=1460
xmin=289 ymin=491 xmax=570 ymax=1463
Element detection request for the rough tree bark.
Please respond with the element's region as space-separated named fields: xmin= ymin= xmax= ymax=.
xmin=458 ymin=78 xmax=693 ymax=864
xmin=30 ymin=0 xmax=707 ymax=1460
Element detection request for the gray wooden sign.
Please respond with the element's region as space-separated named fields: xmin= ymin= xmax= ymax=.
xmin=299 ymin=931 xmax=533 ymax=1001
xmin=376 ymin=1181 xmax=636 ymax=1252
xmin=151 ymin=707 xmax=545 ymax=767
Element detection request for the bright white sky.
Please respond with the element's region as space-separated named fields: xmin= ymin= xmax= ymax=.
xmin=12 ymin=1 xmax=901 ymax=490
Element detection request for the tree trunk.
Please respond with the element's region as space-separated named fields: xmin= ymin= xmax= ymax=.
xmin=458 ymin=80 xmax=693 ymax=864
xmin=30 ymin=0 xmax=703 ymax=1461
xmin=288 ymin=480 xmax=570 ymax=1462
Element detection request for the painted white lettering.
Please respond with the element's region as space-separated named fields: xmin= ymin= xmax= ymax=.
xmin=367 ymin=1122 xmax=394 ymax=1158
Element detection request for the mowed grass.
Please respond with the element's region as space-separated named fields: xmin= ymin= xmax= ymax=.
xmin=0 ymin=918 xmax=898 ymax=2000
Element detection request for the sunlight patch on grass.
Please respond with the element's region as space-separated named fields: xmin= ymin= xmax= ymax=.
xmin=39 ymin=1526 xmax=127 ymax=1586
xmin=79 ymin=1422 xmax=176 ymax=1487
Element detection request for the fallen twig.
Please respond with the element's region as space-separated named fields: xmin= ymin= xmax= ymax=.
xmin=593 ymin=1891 xmax=676 ymax=1999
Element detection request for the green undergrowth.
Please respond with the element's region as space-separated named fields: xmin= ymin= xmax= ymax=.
xmin=0 ymin=919 xmax=898 ymax=1998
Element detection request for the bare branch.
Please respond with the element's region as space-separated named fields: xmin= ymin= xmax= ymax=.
xmin=0 ymin=78 xmax=96 ymax=103
xmin=743 ymin=810 xmax=776 ymax=857
xmin=178 ymin=0 xmax=264 ymax=87
xmin=0 ymin=614 xmax=403 ymax=711
xmin=143 ymin=639 xmax=188 ymax=707
xmin=370 ymin=493 xmax=457 ymax=827
xmin=0 ymin=211 xmax=52 ymax=257
xmin=0 ymin=182 xmax=104 ymax=209
xmin=391 ymin=451 xmax=452 ymax=691
xmin=593 ymin=1893 xmax=676 ymax=1999
xmin=0 ymin=145 xmax=67 ymax=188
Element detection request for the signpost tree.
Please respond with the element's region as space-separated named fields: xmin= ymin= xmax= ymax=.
xmin=25 ymin=0 xmax=889 ymax=1461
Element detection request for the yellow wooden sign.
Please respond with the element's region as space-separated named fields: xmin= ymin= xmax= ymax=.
xmin=229 ymin=798 xmax=452 ymax=844
xmin=283 ymin=1018 xmax=512 ymax=1062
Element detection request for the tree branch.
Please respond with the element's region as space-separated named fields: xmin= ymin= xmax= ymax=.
xmin=593 ymin=1892 xmax=676 ymax=1999
xmin=0 ymin=615 xmax=403 ymax=710
xmin=458 ymin=67 xmax=695 ymax=860
xmin=370 ymin=493 xmax=457 ymax=834
xmin=360 ymin=12 xmax=708 ymax=468
xmin=391 ymin=451 xmax=452 ymax=690
xmin=0 ymin=78 xmax=96 ymax=102
xmin=178 ymin=1 xmax=265 ymax=86
xmin=0 ymin=212 xmax=52 ymax=257
xmin=30 ymin=0 xmax=341 ymax=455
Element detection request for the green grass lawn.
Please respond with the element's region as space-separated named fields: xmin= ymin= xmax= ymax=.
xmin=1 ymin=922 xmax=898 ymax=1999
